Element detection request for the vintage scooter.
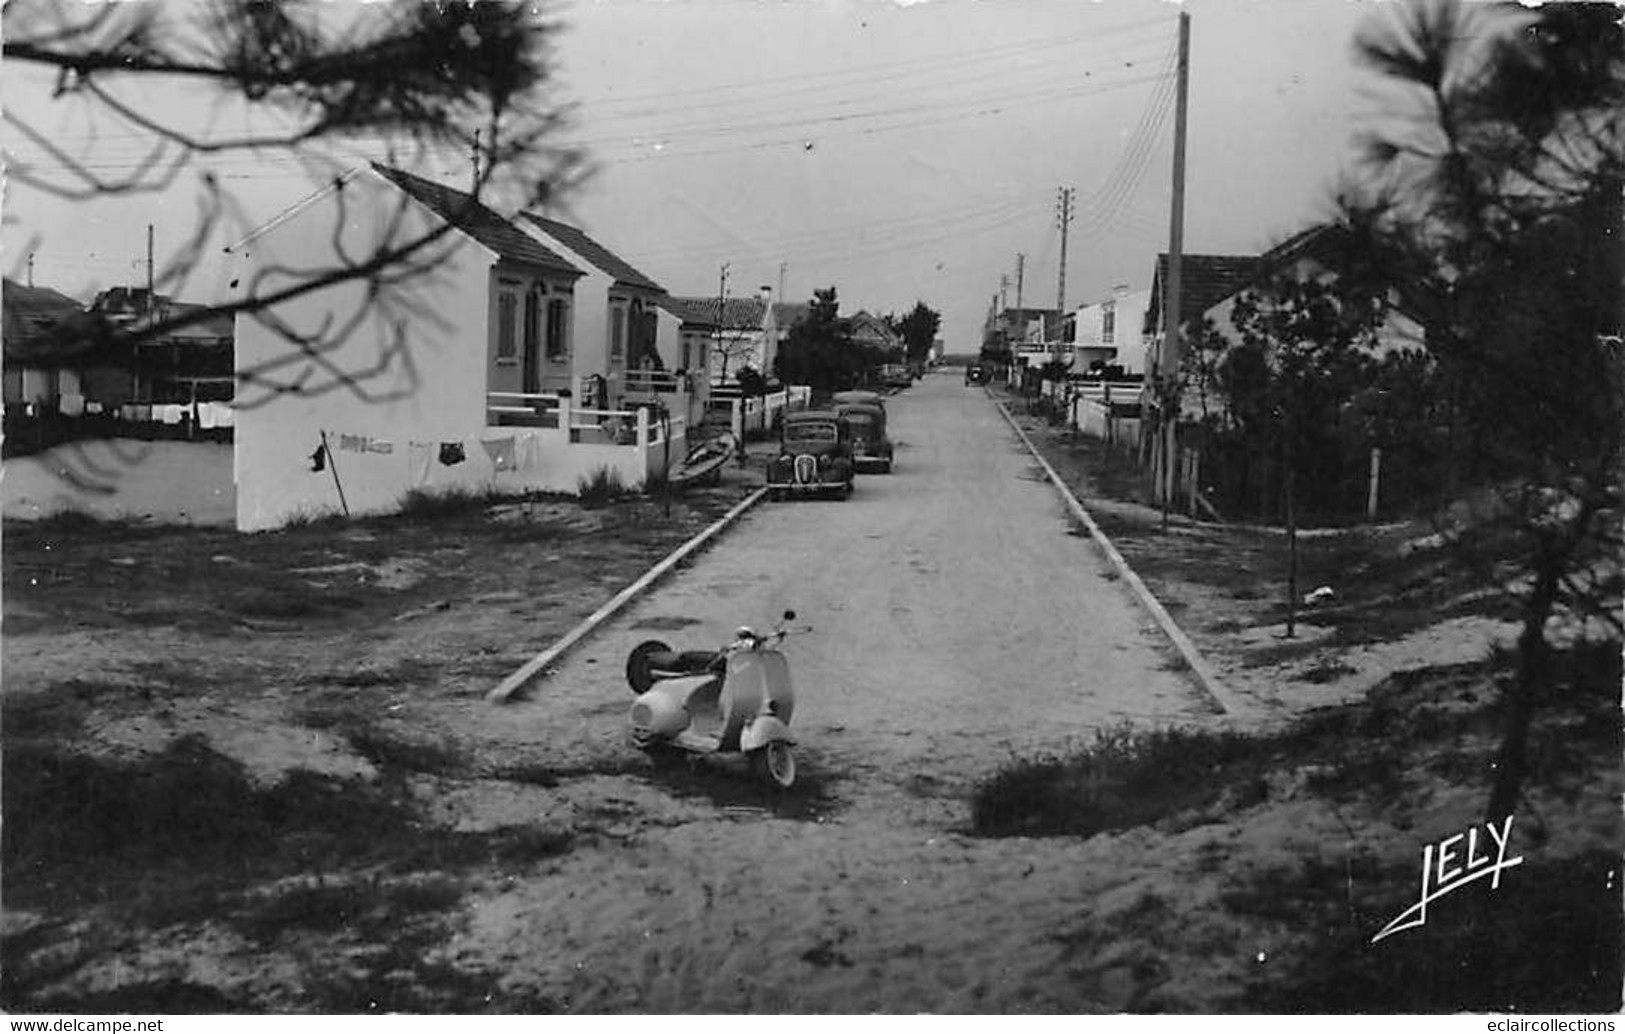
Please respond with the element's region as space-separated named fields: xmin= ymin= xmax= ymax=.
xmin=623 ymin=611 xmax=807 ymax=787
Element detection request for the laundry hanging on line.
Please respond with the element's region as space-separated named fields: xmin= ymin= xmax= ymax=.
xmin=481 ymin=436 xmax=517 ymax=472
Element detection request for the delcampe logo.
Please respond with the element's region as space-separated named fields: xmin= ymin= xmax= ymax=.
xmin=1372 ymin=815 xmax=1524 ymax=944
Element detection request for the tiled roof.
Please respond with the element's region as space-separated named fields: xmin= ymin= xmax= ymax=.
xmin=4 ymin=279 xmax=88 ymax=361
xmin=1145 ymin=253 xmax=1260 ymax=331
xmin=520 ymin=214 xmax=663 ymax=293
xmin=661 ymin=296 xmax=805 ymax=331
xmin=370 ymin=164 xmax=581 ymax=275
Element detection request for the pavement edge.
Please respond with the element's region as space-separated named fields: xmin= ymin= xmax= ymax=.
xmin=487 ymin=485 xmax=771 ymax=704
xmin=991 ymin=394 xmax=1249 ymax=718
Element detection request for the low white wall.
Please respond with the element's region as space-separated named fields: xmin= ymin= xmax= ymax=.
xmin=1074 ymin=398 xmax=1143 ymax=452
xmin=3 ymin=439 xmax=234 ymax=525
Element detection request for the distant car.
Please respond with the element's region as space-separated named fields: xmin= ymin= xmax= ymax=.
xmin=965 ymin=364 xmax=988 ymax=385
xmin=834 ymin=401 xmax=892 ymax=474
xmin=879 ymin=364 xmax=913 ymax=391
xmin=768 ymin=410 xmax=855 ymax=500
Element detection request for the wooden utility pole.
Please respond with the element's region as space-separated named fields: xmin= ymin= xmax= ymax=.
xmin=715 ymin=261 xmax=730 ymax=382
xmin=146 ymin=224 xmax=155 ymax=305
xmin=1158 ymin=10 xmax=1191 ymax=523
xmin=26 ymin=252 xmax=34 ymax=287
xmin=1015 ymin=253 xmax=1025 ymax=319
xmin=1056 ymin=186 xmax=1075 ymax=315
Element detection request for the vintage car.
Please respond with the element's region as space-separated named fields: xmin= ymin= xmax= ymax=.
xmin=833 ymin=400 xmax=892 ymax=474
xmin=768 ymin=410 xmax=855 ymax=500
xmin=879 ymin=364 xmax=913 ymax=391
xmin=964 ymin=364 xmax=989 ymax=385
xmin=831 ymin=389 xmax=886 ymax=410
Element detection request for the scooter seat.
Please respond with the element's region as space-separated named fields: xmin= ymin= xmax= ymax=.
xmin=675 ymin=649 xmax=723 ymax=672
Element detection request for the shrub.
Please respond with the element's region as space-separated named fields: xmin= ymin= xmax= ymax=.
xmin=576 ymin=466 xmax=627 ymax=508
xmin=970 ymin=723 xmax=1259 ymax=838
xmin=396 ymin=485 xmax=500 ymax=521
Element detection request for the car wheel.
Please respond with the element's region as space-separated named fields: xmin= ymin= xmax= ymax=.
xmin=752 ymin=742 xmax=796 ymax=788
xmin=625 ymin=639 xmax=672 ymax=695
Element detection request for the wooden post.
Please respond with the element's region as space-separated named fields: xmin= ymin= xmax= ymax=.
xmin=319 ymin=430 xmax=350 ymax=517
xmin=1158 ymin=10 xmax=1191 ymax=525
xmin=1367 ymin=446 xmax=1382 ymax=522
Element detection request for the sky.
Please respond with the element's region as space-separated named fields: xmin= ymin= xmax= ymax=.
xmin=3 ymin=0 xmax=1396 ymax=355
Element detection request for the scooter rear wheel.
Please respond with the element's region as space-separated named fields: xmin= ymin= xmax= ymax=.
xmin=625 ymin=639 xmax=673 ymax=695
xmin=752 ymin=742 xmax=796 ymax=788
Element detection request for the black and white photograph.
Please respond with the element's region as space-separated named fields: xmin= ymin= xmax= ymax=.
xmin=2 ymin=0 xmax=1621 ymax=1018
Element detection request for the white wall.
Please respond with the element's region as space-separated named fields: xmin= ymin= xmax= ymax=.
xmin=513 ymin=222 xmax=614 ymax=400
xmin=1113 ymin=289 xmax=1151 ymax=375
xmin=3 ymin=439 xmax=234 ymax=524
xmin=231 ymin=169 xmax=497 ymax=531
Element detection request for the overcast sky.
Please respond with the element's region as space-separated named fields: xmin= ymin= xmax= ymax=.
xmin=5 ymin=0 xmax=1393 ymax=352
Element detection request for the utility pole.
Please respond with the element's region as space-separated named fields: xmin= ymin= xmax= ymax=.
xmin=999 ymin=274 xmax=1009 ymax=316
xmin=26 ymin=252 xmax=34 ymax=288
xmin=146 ymin=224 xmax=155 ymax=309
xmin=1056 ymin=186 xmax=1075 ymax=314
xmin=715 ymin=261 xmax=730 ymax=382
xmin=778 ymin=261 xmax=787 ymax=302
xmin=1015 ymin=253 xmax=1025 ymax=335
xmin=1158 ymin=10 xmax=1191 ymax=521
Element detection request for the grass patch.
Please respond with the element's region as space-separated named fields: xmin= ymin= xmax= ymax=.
xmin=970 ymin=724 xmax=1262 ymax=838
xmin=234 ymin=874 xmax=465 ymax=941
xmin=576 ymin=466 xmax=629 ymax=509
xmin=0 ymin=734 xmax=585 ymax=1011
xmin=1236 ymin=850 xmax=1622 ymax=1013
xmin=344 ymin=725 xmax=467 ymax=776
xmin=395 ymin=485 xmax=505 ymax=522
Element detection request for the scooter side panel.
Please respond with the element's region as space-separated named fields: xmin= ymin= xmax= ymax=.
xmin=720 ymin=651 xmax=794 ymax=751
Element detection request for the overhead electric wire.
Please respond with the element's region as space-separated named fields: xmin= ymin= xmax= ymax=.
xmin=580 ymin=13 xmax=1176 ymax=114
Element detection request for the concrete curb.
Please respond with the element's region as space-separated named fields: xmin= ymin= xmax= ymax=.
xmin=991 ymin=396 xmax=1249 ymax=718
xmin=487 ymin=486 xmax=771 ymax=704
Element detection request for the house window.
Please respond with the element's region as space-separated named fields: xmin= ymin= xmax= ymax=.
xmin=523 ymin=288 xmax=541 ymax=358
xmin=1102 ymin=305 xmax=1116 ymax=344
xmin=609 ymin=303 xmax=626 ymax=362
xmin=497 ymin=291 xmax=518 ymax=360
xmin=546 ymin=297 xmax=568 ymax=361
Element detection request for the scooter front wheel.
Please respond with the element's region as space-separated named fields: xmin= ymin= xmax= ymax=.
xmin=752 ymin=742 xmax=796 ymax=788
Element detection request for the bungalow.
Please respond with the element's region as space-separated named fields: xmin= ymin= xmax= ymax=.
xmin=3 ymin=279 xmax=91 ymax=414
xmin=661 ymin=293 xmax=806 ymax=385
xmin=1144 ymin=227 xmax=1424 ymax=418
xmin=516 ymin=213 xmax=670 ymax=408
xmin=1066 ymin=285 xmax=1153 ymax=376
xmin=227 ymin=163 xmax=684 ymax=531
xmin=88 ymin=288 xmax=236 ymax=406
xmin=846 ymin=310 xmax=901 ymax=358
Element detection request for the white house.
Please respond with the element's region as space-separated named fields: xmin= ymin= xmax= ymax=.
xmin=515 ymin=214 xmax=671 ymax=407
xmin=227 ymin=163 xmax=684 ymax=531
xmin=1069 ymin=285 xmax=1153 ymax=375
xmin=661 ymin=293 xmax=803 ymax=385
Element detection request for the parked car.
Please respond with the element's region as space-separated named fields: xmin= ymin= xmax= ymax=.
xmin=965 ymin=364 xmax=988 ymax=385
xmin=832 ymin=389 xmax=885 ymax=410
xmin=768 ymin=410 xmax=855 ymax=500
xmin=879 ymin=364 xmax=912 ymax=391
xmin=833 ymin=400 xmax=892 ymax=474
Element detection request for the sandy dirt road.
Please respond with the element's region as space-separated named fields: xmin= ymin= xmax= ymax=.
xmin=453 ymin=374 xmax=1224 ymax=1011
